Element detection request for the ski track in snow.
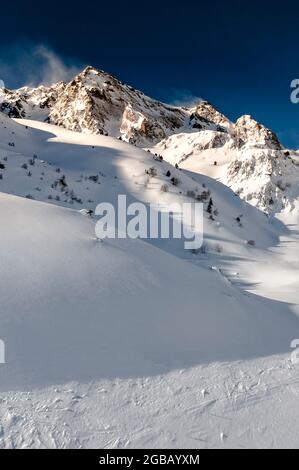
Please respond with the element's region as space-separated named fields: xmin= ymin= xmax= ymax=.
xmin=1 ymin=357 xmax=299 ymax=449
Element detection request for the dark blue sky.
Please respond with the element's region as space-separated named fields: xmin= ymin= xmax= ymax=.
xmin=0 ymin=0 xmax=299 ymax=147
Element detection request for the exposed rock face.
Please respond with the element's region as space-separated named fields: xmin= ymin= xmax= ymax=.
xmin=233 ymin=115 xmax=281 ymax=150
xmin=0 ymin=83 xmax=65 ymax=119
xmin=222 ymin=116 xmax=287 ymax=213
xmin=1 ymin=65 xmax=294 ymax=214
xmin=192 ymin=101 xmax=231 ymax=130
xmin=0 ymin=66 xmax=232 ymax=145
xmin=225 ymin=148 xmax=299 ymax=213
xmin=48 ymin=66 xmax=188 ymax=144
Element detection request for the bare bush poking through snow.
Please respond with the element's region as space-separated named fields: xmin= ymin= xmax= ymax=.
xmin=145 ymin=167 xmax=157 ymax=177
xmin=160 ymin=184 xmax=169 ymax=193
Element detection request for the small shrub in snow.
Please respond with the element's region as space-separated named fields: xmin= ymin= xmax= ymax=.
xmin=247 ymin=240 xmax=256 ymax=247
xmin=89 ymin=175 xmax=99 ymax=183
xmin=214 ymin=243 xmax=223 ymax=253
xmin=145 ymin=167 xmax=157 ymax=177
xmin=186 ymin=190 xmax=196 ymax=199
xmin=170 ymin=177 xmax=180 ymax=186
xmin=0 ymin=163 xmax=5 ymax=170
xmin=196 ymin=190 xmax=210 ymax=202
xmin=160 ymin=184 xmax=169 ymax=193
xmin=207 ymin=197 xmax=214 ymax=214
xmin=80 ymin=208 xmax=93 ymax=216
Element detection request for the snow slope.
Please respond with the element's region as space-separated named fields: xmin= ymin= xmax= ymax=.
xmin=1 ymin=114 xmax=299 ymax=448
xmin=151 ymin=124 xmax=299 ymax=214
xmin=3 ymin=65 xmax=296 ymax=216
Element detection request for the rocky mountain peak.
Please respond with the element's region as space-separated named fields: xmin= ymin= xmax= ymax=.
xmin=0 ymin=66 xmax=285 ymax=155
xmin=0 ymin=82 xmax=65 ymax=119
xmin=194 ymin=101 xmax=231 ymax=129
xmin=234 ymin=114 xmax=281 ymax=150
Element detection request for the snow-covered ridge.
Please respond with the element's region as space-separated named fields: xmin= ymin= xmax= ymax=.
xmin=0 ymin=82 xmax=65 ymax=120
xmin=150 ymin=114 xmax=296 ymax=214
xmin=2 ymin=66 xmax=296 ymax=214
xmin=0 ymin=66 xmax=233 ymax=145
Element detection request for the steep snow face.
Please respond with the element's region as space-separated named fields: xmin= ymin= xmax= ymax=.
xmin=224 ymin=149 xmax=299 ymax=213
xmin=151 ymin=114 xmax=294 ymax=214
xmin=152 ymin=130 xmax=234 ymax=166
xmin=223 ymin=117 xmax=297 ymax=213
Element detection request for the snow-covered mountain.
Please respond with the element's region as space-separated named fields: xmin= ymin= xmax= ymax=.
xmin=2 ymin=65 xmax=296 ymax=214
xmin=0 ymin=82 xmax=65 ymax=120
xmin=1 ymin=67 xmax=229 ymax=145
xmin=2 ymin=68 xmax=299 ymax=448
xmin=1 ymin=109 xmax=299 ymax=448
xmin=151 ymin=114 xmax=299 ymax=213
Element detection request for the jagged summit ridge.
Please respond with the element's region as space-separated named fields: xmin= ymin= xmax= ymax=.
xmin=0 ymin=66 xmax=234 ymax=145
xmin=233 ymin=115 xmax=281 ymax=150
xmin=1 ymin=65 xmax=295 ymax=214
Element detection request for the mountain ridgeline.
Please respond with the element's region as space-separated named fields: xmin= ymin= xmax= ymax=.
xmin=1 ymin=65 xmax=299 ymax=213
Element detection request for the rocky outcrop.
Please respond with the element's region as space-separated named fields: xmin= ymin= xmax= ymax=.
xmin=192 ymin=101 xmax=231 ymax=130
xmin=47 ymin=66 xmax=188 ymax=144
xmin=233 ymin=115 xmax=281 ymax=150
xmin=224 ymin=148 xmax=299 ymax=213
xmin=0 ymin=66 xmax=233 ymax=145
xmin=0 ymin=83 xmax=65 ymax=119
xmin=2 ymin=65 xmax=296 ymax=214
